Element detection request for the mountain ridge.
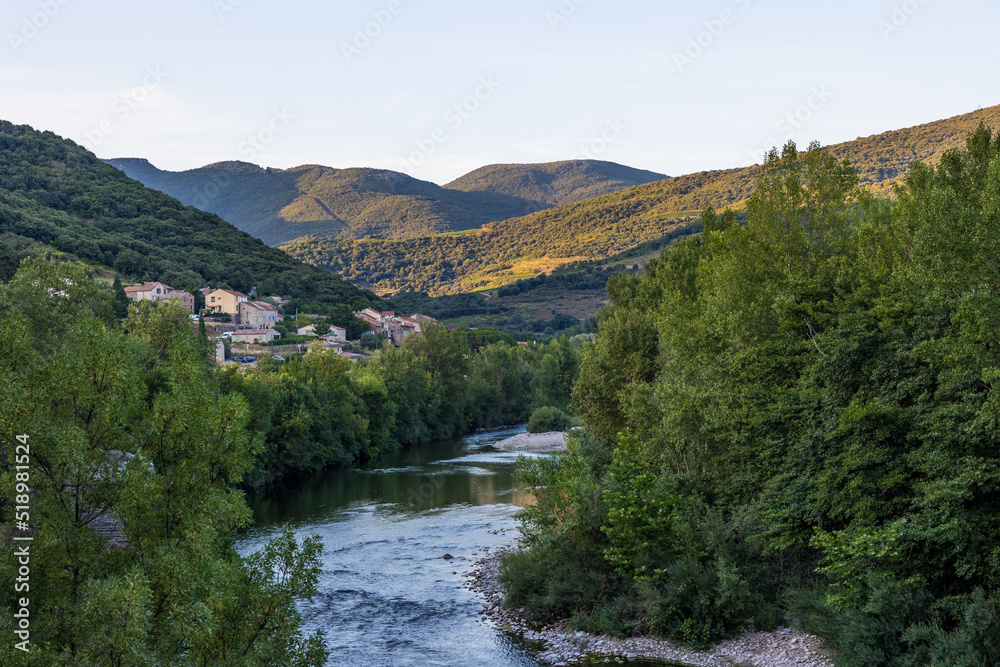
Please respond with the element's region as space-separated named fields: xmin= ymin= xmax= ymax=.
xmin=105 ymin=157 xmax=665 ymax=246
xmin=281 ymin=104 xmax=1000 ymax=296
xmin=0 ymin=121 xmax=377 ymax=307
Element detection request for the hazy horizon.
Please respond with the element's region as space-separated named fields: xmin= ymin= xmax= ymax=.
xmin=3 ymin=0 xmax=998 ymax=184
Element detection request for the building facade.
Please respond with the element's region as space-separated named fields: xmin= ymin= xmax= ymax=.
xmin=238 ymin=301 xmax=280 ymax=329
xmin=204 ymin=289 xmax=249 ymax=316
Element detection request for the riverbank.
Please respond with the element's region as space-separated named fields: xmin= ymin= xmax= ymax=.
xmin=493 ymin=430 xmax=570 ymax=453
xmin=466 ymin=548 xmax=834 ymax=667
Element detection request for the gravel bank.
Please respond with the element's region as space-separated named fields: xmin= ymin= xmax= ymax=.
xmin=465 ymin=547 xmax=834 ymax=667
xmin=493 ymin=431 xmax=569 ymax=453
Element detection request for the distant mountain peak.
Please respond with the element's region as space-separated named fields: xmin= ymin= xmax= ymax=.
xmin=105 ymin=157 xmax=155 ymax=169
xmin=202 ymin=160 xmax=265 ymax=172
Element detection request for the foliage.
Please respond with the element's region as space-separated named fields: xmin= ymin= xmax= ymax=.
xmin=283 ymin=105 xmax=1000 ymax=297
xmin=282 ymin=208 xmax=699 ymax=296
xmin=218 ymin=325 xmax=583 ymax=488
xmin=444 ymin=159 xmax=667 ymax=207
xmin=527 ymin=406 xmax=574 ymax=433
xmin=108 ymin=159 xmax=550 ymax=246
xmin=0 ymin=121 xmax=377 ymax=308
xmin=503 ymin=128 xmax=1000 ymax=663
xmin=359 ymin=332 xmax=387 ymax=350
xmin=0 ymin=258 xmax=326 ymax=666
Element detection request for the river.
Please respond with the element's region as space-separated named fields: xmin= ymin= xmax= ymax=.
xmin=238 ymin=426 xmax=674 ymax=666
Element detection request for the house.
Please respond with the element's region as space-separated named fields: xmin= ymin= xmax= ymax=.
xmin=163 ymin=290 xmax=195 ymax=314
xmin=354 ymin=309 xmax=426 ymax=346
xmin=239 ymin=301 xmax=281 ymax=329
xmin=230 ymin=329 xmax=280 ymax=344
xmin=297 ymin=325 xmax=317 ymax=337
xmin=124 ymin=282 xmax=171 ymax=303
xmin=327 ymin=325 xmax=347 ymax=342
xmin=204 ymin=289 xmax=249 ymax=317
xmin=267 ymin=296 xmax=289 ymax=309
xmin=124 ymin=282 xmax=194 ymax=313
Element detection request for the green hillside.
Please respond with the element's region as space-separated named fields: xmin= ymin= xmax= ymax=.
xmin=107 ymin=159 xmax=548 ymax=246
xmin=444 ymin=159 xmax=667 ymax=206
xmin=0 ymin=121 xmax=377 ymax=306
xmin=284 ymin=104 xmax=1000 ymax=296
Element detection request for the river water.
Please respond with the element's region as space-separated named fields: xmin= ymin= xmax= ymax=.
xmin=238 ymin=426 xmax=676 ymax=667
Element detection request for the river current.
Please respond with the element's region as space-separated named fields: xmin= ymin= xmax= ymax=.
xmin=238 ymin=426 xmax=546 ymax=666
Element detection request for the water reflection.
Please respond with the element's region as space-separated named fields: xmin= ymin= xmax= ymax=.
xmin=239 ymin=427 xmax=543 ymax=666
xmin=239 ymin=428 xmax=674 ymax=667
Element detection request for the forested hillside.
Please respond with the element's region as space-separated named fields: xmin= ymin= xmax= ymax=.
xmin=107 ymin=159 xmax=550 ymax=246
xmin=0 ymin=253 xmax=583 ymax=664
xmin=502 ymin=129 xmax=1000 ymax=664
xmin=282 ymin=210 xmax=699 ymax=295
xmin=285 ymin=105 xmax=1000 ymax=296
xmin=444 ymin=160 xmax=667 ymax=206
xmin=0 ymin=122 xmax=376 ymax=306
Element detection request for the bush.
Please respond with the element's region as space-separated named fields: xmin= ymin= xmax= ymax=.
xmin=527 ymin=406 xmax=573 ymax=433
xmin=789 ymin=581 xmax=1000 ymax=666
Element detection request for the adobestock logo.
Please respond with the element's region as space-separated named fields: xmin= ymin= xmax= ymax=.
xmin=746 ymin=86 xmax=833 ymax=166
xmin=398 ymin=76 xmax=501 ymax=173
xmin=213 ymin=0 xmax=246 ymax=21
xmin=546 ymin=0 xmax=587 ymax=31
xmin=238 ymin=108 xmax=295 ymax=161
xmin=572 ymin=118 xmax=627 ymax=160
xmin=8 ymin=0 xmax=73 ymax=54
xmin=80 ymin=66 xmax=169 ymax=152
xmin=878 ymin=0 xmax=930 ymax=40
xmin=341 ymin=0 xmax=405 ymax=63
xmin=673 ymin=0 xmax=752 ymax=72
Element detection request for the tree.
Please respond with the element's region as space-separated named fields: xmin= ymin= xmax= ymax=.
xmin=112 ymin=274 xmax=130 ymax=320
xmin=313 ymin=319 xmax=331 ymax=338
xmin=360 ymin=332 xmax=386 ymax=350
xmin=0 ymin=258 xmax=327 ymax=666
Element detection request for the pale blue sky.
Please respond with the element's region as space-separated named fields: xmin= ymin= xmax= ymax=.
xmin=2 ymin=0 xmax=997 ymax=184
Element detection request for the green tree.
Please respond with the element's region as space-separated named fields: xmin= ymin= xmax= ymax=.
xmin=112 ymin=274 xmax=130 ymax=320
xmin=0 ymin=259 xmax=327 ymax=666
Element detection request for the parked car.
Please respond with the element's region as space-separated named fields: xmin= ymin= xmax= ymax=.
xmin=189 ymin=314 xmax=200 ymax=321
xmin=240 ymin=356 xmax=255 ymax=364
xmin=220 ymin=331 xmax=233 ymax=339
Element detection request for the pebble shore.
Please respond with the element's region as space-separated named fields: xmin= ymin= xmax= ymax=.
xmin=493 ymin=431 xmax=569 ymax=453
xmin=464 ymin=546 xmax=834 ymax=667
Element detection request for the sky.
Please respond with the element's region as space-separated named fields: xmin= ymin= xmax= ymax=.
xmin=2 ymin=0 xmax=997 ymax=185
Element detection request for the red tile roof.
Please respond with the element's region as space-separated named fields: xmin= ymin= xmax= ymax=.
xmin=207 ymin=289 xmax=248 ymax=298
xmin=124 ymin=281 xmax=172 ymax=293
xmin=243 ymin=301 xmax=277 ymax=311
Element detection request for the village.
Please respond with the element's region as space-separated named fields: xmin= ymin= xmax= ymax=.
xmin=122 ymin=281 xmax=434 ymax=365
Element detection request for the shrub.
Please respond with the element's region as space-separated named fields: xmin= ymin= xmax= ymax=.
xmin=527 ymin=406 xmax=573 ymax=433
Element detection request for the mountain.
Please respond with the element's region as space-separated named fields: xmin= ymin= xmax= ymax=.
xmin=282 ymin=104 xmax=1000 ymax=296
xmin=105 ymin=158 xmax=669 ymax=247
xmin=443 ymin=160 xmax=667 ymax=206
xmin=0 ymin=121 xmax=377 ymax=307
xmin=104 ymin=159 xmax=545 ymax=246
